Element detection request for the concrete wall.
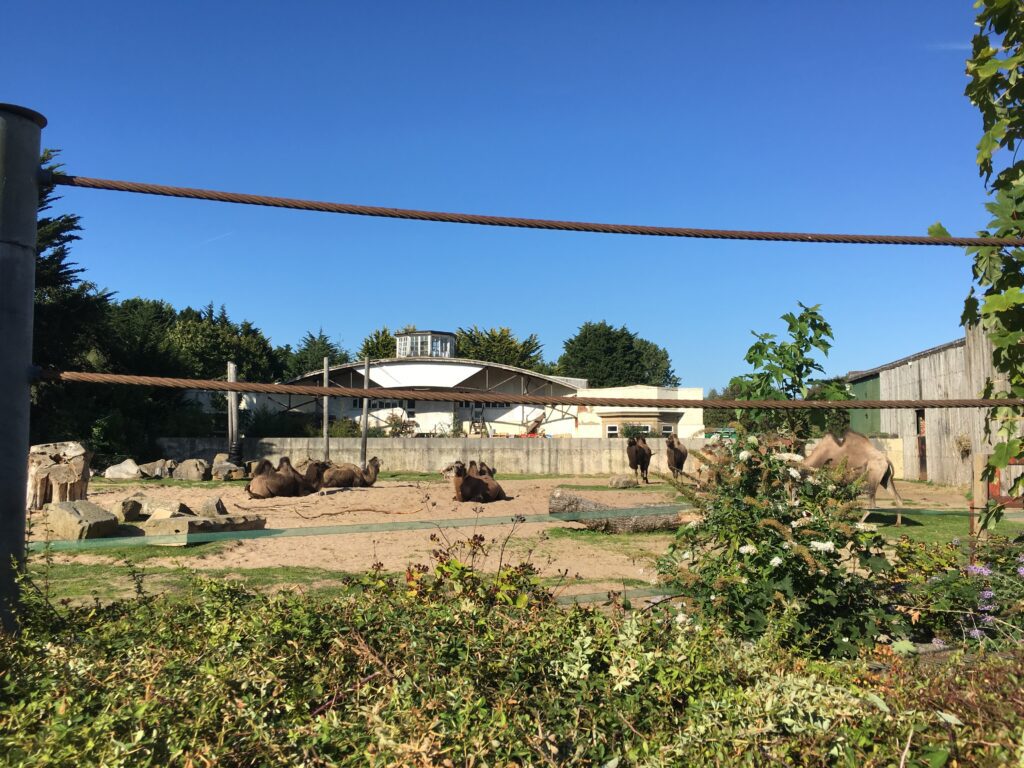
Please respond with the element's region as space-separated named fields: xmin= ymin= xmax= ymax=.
xmin=157 ymin=436 xmax=709 ymax=477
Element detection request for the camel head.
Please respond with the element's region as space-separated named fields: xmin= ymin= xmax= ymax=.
xmin=627 ymin=437 xmax=637 ymax=447
xmin=452 ymin=460 xmax=469 ymax=478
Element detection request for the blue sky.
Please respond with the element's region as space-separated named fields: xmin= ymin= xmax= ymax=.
xmin=3 ymin=2 xmax=989 ymax=390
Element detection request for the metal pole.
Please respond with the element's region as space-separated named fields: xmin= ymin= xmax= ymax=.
xmin=226 ymin=362 xmax=238 ymax=463
xmin=0 ymin=104 xmax=46 ymax=632
xmin=322 ymin=356 xmax=330 ymax=462
xmin=360 ymin=357 xmax=370 ymax=468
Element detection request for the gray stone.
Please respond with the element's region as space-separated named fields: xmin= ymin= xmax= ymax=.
xmin=133 ymin=514 xmax=267 ymax=546
xmin=172 ymin=458 xmax=210 ymax=481
xmin=146 ymin=500 xmax=195 ymax=520
xmin=43 ymin=501 xmax=119 ymax=540
xmin=211 ymin=462 xmax=245 ymax=481
xmin=608 ymin=474 xmax=639 ymax=488
xmin=111 ymin=496 xmax=145 ymax=523
xmin=103 ymin=458 xmax=142 ymax=480
xmin=138 ymin=459 xmax=172 ymax=479
xmin=199 ymin=496 xmax=229 ymax=516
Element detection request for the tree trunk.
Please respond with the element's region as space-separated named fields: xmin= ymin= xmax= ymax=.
xmin=548 ymin=489 xmax=682 ymax=533
xmin=26 ymin=442 xmax=91 ymax=511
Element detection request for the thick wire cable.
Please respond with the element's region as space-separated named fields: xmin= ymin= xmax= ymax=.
xmin=50 ymin=173 xmax=1024 ymax=247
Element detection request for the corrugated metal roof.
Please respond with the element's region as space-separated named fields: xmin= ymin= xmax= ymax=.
xmin=845 ymin=338 xmax=965 ymax=382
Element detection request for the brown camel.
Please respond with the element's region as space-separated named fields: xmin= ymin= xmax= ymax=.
xmin=626 ymin=436 xmax=653 ymax=484
xmin=451 ymin=460 xmax=511 ymax=502
xmin=246 ymin=457 xmax=325 ymax=498
xmin=322 ymin=457 xmax=381 ymax=488
xmin=803 ymin=431 xmax=904 ymax=523
xmin=665 ymin=433 xmax=688 ymax=479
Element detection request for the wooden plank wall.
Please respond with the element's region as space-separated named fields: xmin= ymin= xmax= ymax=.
xmin=880 ymin=325 xmax=1019 ymax=488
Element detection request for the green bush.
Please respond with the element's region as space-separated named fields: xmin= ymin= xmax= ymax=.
xmin=658 ymin=430 xmax=907 ymax=658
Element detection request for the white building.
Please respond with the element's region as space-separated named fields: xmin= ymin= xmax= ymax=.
xmin=246 ymin=329 xmax=704 ymax=438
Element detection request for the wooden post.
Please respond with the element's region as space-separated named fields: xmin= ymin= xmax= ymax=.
xmin=360 ymin=357 xmax=370 ymax=468
xmin=0 ymin=104 xmax=46 ymax=632
xmin=971 ymin=452 xmax=988 ymax=539
xmin=226 ymin=362 xmax=239 ymax=463
xmin=322 ymin=356 xmax=330 ymax=462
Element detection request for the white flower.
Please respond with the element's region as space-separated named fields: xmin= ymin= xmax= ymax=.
xmin=738 ymin=544 xmax=758 ymax=555
xmin=674 ymin=612 xmax=691 ymax=626
xmin=738 ymin=450 xmax=751 ymax=462
xmin=739 ymin=576 xmax=748 ymax=584
xmin=782 ymin=542 xmax=791 ymax=550
xmin=769 ymin=556 xmax=783 ymax=568
xmin=746 ymin=435 xmax=759 ymax=447
xmin=790 ymin=517 xmax=812 ymax=529
xmin=809 ymin=541 xmax=836 ymax=553
xmin=855 ymin=522 xmax=878 ymax=532
xmin=787 ymin=467 xmax=801 ymax=480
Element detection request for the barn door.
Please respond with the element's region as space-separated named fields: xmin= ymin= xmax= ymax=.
xmin=915 ymin=409 xmax=927 ymax=481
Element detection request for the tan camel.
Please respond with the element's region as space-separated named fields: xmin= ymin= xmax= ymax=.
xmin=665 ymin=433 xmax=688 ymax=479
xmin=246 ymin=457 xmax=325 ymax=499
xmin=803 ymin=431 xmax=904 ymax=523
xmin=627 ymin=436 xmax=653 ymax=483
xmin=323 ymin=457 xmax=381 ymax=488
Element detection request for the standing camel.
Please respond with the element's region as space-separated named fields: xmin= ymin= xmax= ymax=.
xmin=803 ymin=431 xmax=903 ymax=523
xmin=627 ymin=436 xmax=653 ymax=484
xmin=665 ymin=434 xmax=688 ymax=479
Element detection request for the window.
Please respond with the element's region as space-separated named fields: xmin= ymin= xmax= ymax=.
xmin=661 ymin=424 xmax=674 ymax=436
xmin=406 ymin=399 xmax=416 ymax=418
xmin=607 ymin=424 xmax=619 ymax=438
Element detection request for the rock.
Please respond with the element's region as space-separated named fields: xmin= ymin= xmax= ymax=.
xmin=42 ymin=501 xmax=119 ymax=540
xmin=211 ymin=462 xmax=245 ymax=481
xmin=212 ymin=452 xmax=229 ymax=466
xmin=549 ymin=489 xmax=683 ymax=534
xmin=146 ymin=500 xmax=195 ymax=520
xmin=131 ymin=514 xmax=267 ymax=545
xmin=28 ymin=442 xmax=93 ymax=509
xmin=199 ymin=497 xmax=229 ymax=516
xmin=104 ymin=458 xmax=142 ymax=480
xmin=608 ymin=474 xmax=639 ymax=488
xmin=111 ymin=496 xmax=145 ymax=523
xmin=138 ymin=459 xmax=173 ymax=479
xmin=172 ymin=459 xmax=210 ymax=481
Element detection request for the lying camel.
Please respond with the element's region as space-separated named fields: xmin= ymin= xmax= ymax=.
xmin=452 ymin=460 xmax=511 ymax=502
xmin=803 ymin=431 xmax=903 ymax=523
xmin=627 ymin=437 xmax=652 ymax=484
xmin=665 ymin=433 xmax=688 ymax=479
xmin=323 ymin=457 xmax=381 ymax=488
xmin=246 ymin=457 xmax=325 ymax=499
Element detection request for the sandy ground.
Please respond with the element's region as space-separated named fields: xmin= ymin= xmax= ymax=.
xmin=40 ymin=475 xmax=970 ymax=597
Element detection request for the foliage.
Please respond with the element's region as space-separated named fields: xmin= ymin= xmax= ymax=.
xmin=383 ymin=412 xmax=417 ymax=437
xmin=280 ymin=328 xmax=350 ymax=380
xmin=6 ymin=554 xmax=1024 ymax=766
xmin=242 ymin=406 xmax=314 ymax=438
xmin=558 ymin=320 xmax=679 ymax=387
xmin=731 ymin=303 xmax=851 ymax=443
xmin=948 ymin=1 xmax=1024 ymax=529
xmin=620 ymin=423 xmax=652 ymax=439
xmin=168 ymin=303 xmax=284 ymax=382
xmin=658 ymin=430 xmax=906 ymax=658
xmin=356 ymin=325 xmax=397 ymax=360
xmin=455 ymin=325 xmax=548 ymax=371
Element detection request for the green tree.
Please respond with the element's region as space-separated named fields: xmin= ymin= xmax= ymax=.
xmin=455 ymin=326 xmax=547 ymax=371
xmin=167 ymin=304 xmax=283 ymax=382
xmin=950 ymin=0 xmax=1024 ymax=526
xmin=282 ymin=329 xmax=350 ymax=379
xmin=731 ymin=303 xmax=850 ymax=443
xmin=704 ymin=379 xmax=745 ymax=428
xmin=557 ymin=321 xmax=677 ymax=387
xmin=357 ymin=326 xmax=397 ymax=360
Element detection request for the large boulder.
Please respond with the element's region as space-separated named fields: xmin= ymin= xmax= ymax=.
xmin=104 ymin=459 xmax=142 ymax=480
xmin=27 ymin=442 xmax=92 ymax=510
xmin=111 ymin=495 xmax=145 ymax=523
xmin=173 ymin=459 xmax=210 ymax=482
xmin=113 ymin=493 xmax=195 ymax=520
xmin=131 ymin=514 xmax=267 ymax=545
xmin=212 ymin=452 xmax=230 ymax=467
xmin=608 ymin=474 xmax=639 ymax=489
xmin=211 ymin=462 xmax=245 ymax=481
xmin=199 ymin=496 xmax=229 ymax=516
xmin=146 ymin=500 xmax=195 ymax=520
xmin=42 ymin=501 xmax=119 ymax=540
xmin=138 ymin=459 xmax=176 ymax=479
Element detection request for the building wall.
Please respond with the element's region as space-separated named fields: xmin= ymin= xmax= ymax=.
xmin=157 ymin=436 xmax=709 ymax=477
xmin=576 ymin=385 xmax=705 ymax=438
xmin=848 ymin=377 xmax=881 ymax=435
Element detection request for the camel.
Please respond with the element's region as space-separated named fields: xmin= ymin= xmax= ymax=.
xmin=323 ymin=457 xmax=381 ymax=488
xmin=803 ymin=431 xmax=904 ymax=523
xmin=246 ymin=457 xmax=325 ymax=499
xmin=626 ymin=436 xmax=653 ymax=484
xmin=451 ymin=460 xmax=511 ymax=502
xmin=665 ymin=433 xmax=688 ymax=479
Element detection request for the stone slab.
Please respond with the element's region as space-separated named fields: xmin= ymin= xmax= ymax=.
xmin=42 ymin=501 xmax=120 ymax=540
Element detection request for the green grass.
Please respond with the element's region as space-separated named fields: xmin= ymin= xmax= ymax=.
xmin=556 ymin=482 xmax=676 ymax=493
xmin=868 ymin=510 xmax=1024 ymax=545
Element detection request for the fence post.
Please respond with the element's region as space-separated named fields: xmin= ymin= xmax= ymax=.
xmin=360 ymin=357 xmax=370 ymax=468
xmin=322 ymin=356 xmax=329 ymax=462
xmin=226 ymin=362 xmax=239 ymax=464
xmin=0 ymin=104 xmax=46 ymax=632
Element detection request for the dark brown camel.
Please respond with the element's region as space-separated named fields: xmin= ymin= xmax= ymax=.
xmin=452 ymin=460 xmax=511 ymax=502
xmin=626 ymin=436 xmax=653 ymax=483
xmin=665 ymin=433 xmax=688 ymax=479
